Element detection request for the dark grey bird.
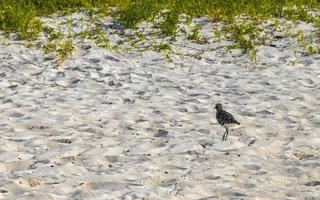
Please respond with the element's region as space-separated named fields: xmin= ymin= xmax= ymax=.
xmin=215 ymin=103 xmax=240 ymax=141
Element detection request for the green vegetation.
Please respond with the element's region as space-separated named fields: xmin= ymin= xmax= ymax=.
xmin=57 ymin=39 xmax=74 ymax=64
xmin=153 ymin=42 xmax=172 ymax=52
xmin=2 ymin=0 xmax=320 ymax=39
xmin=42 ymin=26 xmax=75 ymax=65
xmin=117 ymin=0 xmax=164 ymax=28
xmin=296 ymin=30 xmax=320 ymax=55
xmin=0 ymin=0 xmax=108 ymax=40
xmin=225 ymin=23 xmax=265 ymax=52
xmin=159 ymin=10 xmax=179 ymax=37
xmin=187 ymin=26 xmax=208 ymax=44
xmin=1 ymin=0 xmax=320 ymax=63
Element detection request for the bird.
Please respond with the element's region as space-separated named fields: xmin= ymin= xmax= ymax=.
xmin=214 ymin=103 xmax=240 ymax=141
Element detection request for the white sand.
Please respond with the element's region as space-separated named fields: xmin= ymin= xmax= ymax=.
xmin=0 ymin=14 xmax=320 ymax=199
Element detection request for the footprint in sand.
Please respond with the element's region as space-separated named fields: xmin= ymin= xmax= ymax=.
xmin=89 ymin=58 xmax=100 ymax=64
xmin=7 ymin=112 xmax=25 ymax=118
xmin=298 ymin=78 xmax=315 ymax=88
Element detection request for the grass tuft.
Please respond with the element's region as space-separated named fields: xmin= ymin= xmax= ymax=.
xmin=225 ymin=22 xmax=264 ymax=53
xmin=57 ymin=39 xmax=74 ymax=64
xmin=160 ymin=10 xmax=179 ymax=37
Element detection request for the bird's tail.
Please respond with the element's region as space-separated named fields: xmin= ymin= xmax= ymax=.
xmin=236 ymin=121 xmax=240 ymax=125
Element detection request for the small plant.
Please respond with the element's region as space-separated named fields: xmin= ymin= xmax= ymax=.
xmin=20 ymin=18 xmax=43 ymax=40
xmin=187 ymin=28 xmax=201 ymax=41
xmin=185 ymin=15 xmax=192 ymax=25
xmin=89 ymin=23 xmax=109 ymax=48
xmin=57 ymin=39 xmax=74 ymax=64
xmin=207 ymin=7 xmax=222 ymax=22
xmin=187 ymin=26 xmax=207 ymax=43
xmin=153 ymin=42 xmax=172 ymax=52
xmin=214 ymin=27 xmax=223 ymax=41
xmin=315 ymin=18 xmax=320 ymax=38
xmin=289 ymin=49 xmax=298 ymax=65
xmin=66 ymin=18 xmax=74 ymax=38
xmin=306 ymin=45 xmax=314 ymax=55
xmin=249 ymin=48 xmax=257 ymax=63
xmin=135 ymin=32 xmax=146 ymax=41
xmin=297 ymin=30 xmax=306 ymax=47
xmin=274 ymin=19 xmax=280 ymax=28
xmin=165 ymin=54 xmax=173 ymax=62
xmin=225 ymin=22 xmax=263 ymax=53
xmin=43 ymin=42 xmax=57 ymax=54
xmin=98 ymin=37 xmax=111 ymax=49
xmin=78 ymin=30 xmax=91 ymax=41
xmin=43 ymin=27 xmax=63 ymax=41
xmin=160 ymin=10 xmax=179 ymax=37
xmin=296 ymin=30 xmax=319 ymax=55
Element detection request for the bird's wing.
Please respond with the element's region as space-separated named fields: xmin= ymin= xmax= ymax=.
xmin=222 ymin=110 xmax=240 ymax=124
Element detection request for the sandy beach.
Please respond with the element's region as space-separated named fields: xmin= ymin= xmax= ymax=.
xmin=0 ymin=13 xmax=320 ymax=200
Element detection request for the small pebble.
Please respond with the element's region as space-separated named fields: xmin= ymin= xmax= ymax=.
xmin=154 ymin=130 xmax=169 ymax=137
xmin=81 ymin=43 xmax=92 ymax=50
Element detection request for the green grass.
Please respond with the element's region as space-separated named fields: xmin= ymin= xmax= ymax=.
xmin=0 ymin=0 xmax=109 ymax=40
xmin=1 ymin=0 xmax=320 ymax=38
xmin=1 ymin=0 xmax=320 ymax=58
xmin=225 ymin=22 xmax=265 ymax=52
xmin=159 ymin=10 xmax=179 ymax=37
xmin=57 ymin=39 xmax=74 ymax=64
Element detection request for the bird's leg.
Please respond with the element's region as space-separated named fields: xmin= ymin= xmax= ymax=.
xmin=222 ymin=126 xmax=227 ymax=141
xmin=223 ymin=126 xmax=229 ymax=141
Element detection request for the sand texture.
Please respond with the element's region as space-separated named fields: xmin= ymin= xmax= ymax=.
xmin=0 ymin=14 xmax=320 ymax=199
